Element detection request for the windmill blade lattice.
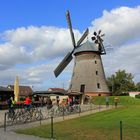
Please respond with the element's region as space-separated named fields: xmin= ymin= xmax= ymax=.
xmin=91 ymin=30 xmax=106 ymax=54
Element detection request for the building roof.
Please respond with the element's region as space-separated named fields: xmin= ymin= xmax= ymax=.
xmin=48 ymin=88 xmax=66 ymax=92
xmin=0 ymin=86 xmax=13 ymax=91
xmin=74 ymin=40 xmax=99 ymax=55
xmin=32 ymin=90 xmax=68 ymax=96
xmin=129 ymin=92 xmax=140 ymax=94
xmin=7 ymin=85 xmax=33 ymax=96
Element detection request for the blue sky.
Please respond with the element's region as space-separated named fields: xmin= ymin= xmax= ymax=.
xmin=0 ymin=0 xmax=140 ymax=90
xmin=0 ymin=0 xmax=139 ymax=31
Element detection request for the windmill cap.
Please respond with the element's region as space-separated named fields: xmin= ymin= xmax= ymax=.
xmin=74 ymin=40 xmax=99 ymax=55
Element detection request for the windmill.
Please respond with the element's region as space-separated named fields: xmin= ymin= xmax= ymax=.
xmin=54 ymin=11 xmax=110 ymax=101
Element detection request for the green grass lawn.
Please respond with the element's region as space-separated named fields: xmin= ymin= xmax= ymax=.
xmin=92 ymin=96 xmax=140 ymax=106
xmin=17 ymin=96 xmax=140 ymax=140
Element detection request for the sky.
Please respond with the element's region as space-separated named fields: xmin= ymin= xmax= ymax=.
xmin=0 ymin=0 xmax=140 ymax=91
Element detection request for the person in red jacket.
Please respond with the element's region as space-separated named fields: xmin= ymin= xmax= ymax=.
xmin=25 ymin=96 xmax=32 ymax=108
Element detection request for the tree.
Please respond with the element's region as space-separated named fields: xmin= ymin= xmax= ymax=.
xmin=107 ymin=70 xmax=136 ymax=95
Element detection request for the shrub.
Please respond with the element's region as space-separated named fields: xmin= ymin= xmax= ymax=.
xmin=135 ymin=94 xmax=140 ymax=99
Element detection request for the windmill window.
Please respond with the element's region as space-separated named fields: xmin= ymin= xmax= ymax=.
xmin=95 ymin=60 xmax=97 ymax=64
xmin=97 ymin=83 xmax=100 ymax=89
xmin=73 ymin=72 xmax=75 ymax=77
xmin=96 ymin=71 xmax=98 ymax=75
xmin=70 ymin=84 xmax=72 ymax=88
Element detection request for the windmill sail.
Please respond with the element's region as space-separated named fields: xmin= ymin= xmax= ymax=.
xmin=66 ymin=10 xmax=76 ymax=48
xmin=98 ymin=37 xmax=106 ymax=54
xmin=77 ymin=28 xmax=89 ymax=47
xmin=54 ymin=51 xmax=73 ymax=77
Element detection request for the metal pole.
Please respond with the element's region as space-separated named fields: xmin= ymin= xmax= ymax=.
xmin=51 ymin=116 xmax=54 ymax=139
xmin=90 ymin=97 xmax=92 ymax=113
xmin=40 ymin=109 xmax=41 ymax=125
xmin=63 ymin=107 xmax=64 ymax=120
xmin=4 ymin=113 xmax=7 ymax=132
xmin=99 ymin=102 xmax=100 ymax=111
xmin=79 ymin=105 xmax=81 ymax=116
xmin=120 ymin=121 xmax=123 ymax=140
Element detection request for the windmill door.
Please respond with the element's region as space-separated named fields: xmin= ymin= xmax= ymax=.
xmin=80 ymin=84 xmax=85 ymax=93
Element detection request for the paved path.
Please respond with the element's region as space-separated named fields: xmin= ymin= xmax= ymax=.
xmin=0 ymin=110 xmax=7 ymax=126
xmin=0 ymin=105 xmax=113 ymax=140
xmin=0 ymin=129 xmax=48 ymax=140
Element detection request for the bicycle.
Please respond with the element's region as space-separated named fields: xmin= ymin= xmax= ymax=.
xmin=6 ymin=109 xmax=16 ymax=125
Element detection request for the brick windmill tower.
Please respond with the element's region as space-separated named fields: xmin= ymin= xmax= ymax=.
xmin=54 ymin=11 xmax=110 ymax=101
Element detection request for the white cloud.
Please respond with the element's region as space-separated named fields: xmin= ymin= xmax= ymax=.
xmin=0 ymin=26 xmax=81 ymax=68
xmin=90 ymin=6 xmax=140 ymax=47
xmin=0 ymin=57 xmax=73 ymax=90
xmin=103 ymin=41 xmax=140 ymax=82
xmin=0 ymin=43 xmax=32 ymax=70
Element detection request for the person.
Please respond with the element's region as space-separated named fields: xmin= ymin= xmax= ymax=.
xmin=61 ymin=98 xmax=67 ymax=106
xmin=39 ymin=96 xmax=44 ymax=107
xmin=7 ymin=96 xmax=15 ymax=116
xmin=32 ymin=96 xmax=35 ymax=107
xmin=68 ymin=97 xmax=72 ymax=106
xmin=46 ymin=97 xmax=52 ymax=109
xmin=73 ymin=97 xmax=79 ymax=105
xmin=114 ymin=97 xmax=119 ymax=108
xmin=56 ymin=96 xmax=60 ymax=106
xmin=105 ymin=96 xmax=109 ymax=108
xmin=24 ymin=96 xmax=32 ymax=109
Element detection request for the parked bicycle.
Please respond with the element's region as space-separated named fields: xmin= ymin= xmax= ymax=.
xmin=6 ymin=106 xmax=43 ymax=125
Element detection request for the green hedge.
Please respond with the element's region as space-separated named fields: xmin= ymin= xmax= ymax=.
xmin=135 ymin=94 xmax=140 ymax=99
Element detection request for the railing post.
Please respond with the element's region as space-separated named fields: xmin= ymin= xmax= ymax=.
xmin=51 ymin=116 xmax=54 ymax=139
xmin=4 ymin=112 xmax=7 ymax=132
xmin=120 ymin=121 xmax=123 ymax=140
xmin=90 ymin=103 xmax=92 ymax=113
xmin=79 ymin=105 xmax=81 ymax=116
xmin=39 ymin=109 xmax=41 ymax=125
xmin=99 ymin=103 xmax=101 ymax=111
xmin=62 ymin=106 xmax=64 ymax=120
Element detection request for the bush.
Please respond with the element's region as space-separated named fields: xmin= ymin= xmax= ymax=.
xmin=135 ymin=94 xmax=140 ymax=99
xmin=120 ymin=92 xmax=129 ymax=96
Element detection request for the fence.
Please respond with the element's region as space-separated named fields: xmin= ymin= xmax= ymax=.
xmin=48 ymin=120 xmax=140 ymax=140
xmin=3 ymin=103 xmax=139 ymax=140
xmin=3 ymin=104 xmax=105 ymax=130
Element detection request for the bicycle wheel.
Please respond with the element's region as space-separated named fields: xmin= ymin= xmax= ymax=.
xmin=6 ymin=112 xmax=14 ymax=125
xmin=35 ymin=110 xmax=43 ymax=120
